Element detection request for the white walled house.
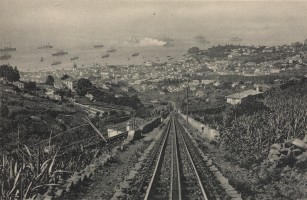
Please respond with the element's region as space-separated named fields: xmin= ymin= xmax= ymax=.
xmin=63 ymin=77 xmax=75 ymax=90
xmin=226 ymin=89 xmax=262 ymax=105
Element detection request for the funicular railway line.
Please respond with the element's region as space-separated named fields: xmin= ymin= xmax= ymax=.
xmin=131 ymin=113 xmax=232 ymax=200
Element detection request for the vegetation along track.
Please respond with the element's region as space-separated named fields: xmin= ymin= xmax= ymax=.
xmin=130 ymin=113 xmax=231 ymax=200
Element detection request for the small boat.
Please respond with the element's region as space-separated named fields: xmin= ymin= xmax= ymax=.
xmin=41 ymin=57 xmax=44 ymax=62
xmin=51 ymin=61 xmax=61 ymax=66
xmin=51 ymin=58 xmax=61 ymax=66
xmin=129 ymin=37 xmax=140 ymax=44
xmin=194 ymin=35 xmax=210 ymax=44
xmin=94 ymin=44 xmax=104 ymax=48
xmin=52 ymin=50 xmax=68 ymax=56
xmin=0 ymin=53 xmax=11 ymax=60
xmin=38 ymin=44 xmax=53 ymax=49
xmin=102 ymin=54 xmax=109 ymax=58
xmin=71 ymin=56 xmax=79 ymax=60
xmin=163 ymin=42 xmax=174 ymax=47
xmin=0 ymin=46 xmax=16 ymax=52
xmin=132 ymin=52 xmax=139 ymax=57
xmin=107 ymin=48 xmax=116 ymax=53
xmin=160 ymin=36 xmax=174 ymax=42
xmin=230 ymin=36 xmax=242 ymax=42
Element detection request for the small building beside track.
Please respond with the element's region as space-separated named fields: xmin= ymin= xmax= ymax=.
xmin=226 ymin=89 xmax=262 ymax=105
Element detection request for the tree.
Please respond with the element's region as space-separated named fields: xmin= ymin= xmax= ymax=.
xmin=45 ymin=75 xmax=55 ymax=85
xmin=0 ymin=103 xmax=9 ymax=117
xmin=96 ymin=111 xmax=101 ymax=117
xmin=0 ymin=65 xmax=20 ymax=82
xmin=25 ymin=81 xmax=37 ymax=90
xmin=61 ymin=74 xmax=69 ymax=80
xmin=117 ymin=80 xmax=128 ymax=87
xmin=55 ymin=88 xmax=72 ymax=98
xmin=77 ymin=78 xmax=92 ymax=90
xmin=76 ymin=78 xmax=93 ymax=96
xmin=162 ymin=88 xmax=169 ymax=93
xmin=188 ymin=47 xmax=200 ymax=54
xmin=13 ymin=66 xmax=20 ymax=81
xmin=128 ymin=94 xmax=142 ymax=109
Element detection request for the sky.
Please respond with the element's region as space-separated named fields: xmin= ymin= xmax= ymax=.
xmin=1 ymin=0 xmax=307 ymax=48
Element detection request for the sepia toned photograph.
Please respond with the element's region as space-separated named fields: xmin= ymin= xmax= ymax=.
xmin=0 ymin=0 xmax=307 ymax=199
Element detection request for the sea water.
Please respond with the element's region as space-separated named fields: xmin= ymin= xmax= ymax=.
xmin=0 ymin=39 xmax=207 ymax=72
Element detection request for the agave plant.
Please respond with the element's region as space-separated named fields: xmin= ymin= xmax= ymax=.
xmin=0 ymin=144 xmax=61 ymax=199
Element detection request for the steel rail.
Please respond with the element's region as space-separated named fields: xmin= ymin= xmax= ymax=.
xmin=131 ymin=118 xmax=172 ymax=199
xmin=176 ymin=118 xmax=223 ymax=199
xmin=144 ymin=118 xmax=172 ymax=200
xmin=174 ymin=118 xmax=209 ymax=200
xmin=130 ymin=113 xmax=229 ymax=199
xmin=170 ymin=116 xmax=182 ymax=200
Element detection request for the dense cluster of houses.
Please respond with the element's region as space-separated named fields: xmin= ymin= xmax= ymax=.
xmin=205 ymin=42 xmax=307 ymax=76
xmin=19 ymin=56 xmax=204 ymax=96
xmin=15 ymin=39 xmax=307 ymax=104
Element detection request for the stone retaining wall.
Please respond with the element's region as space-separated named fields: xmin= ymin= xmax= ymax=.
xmin=129 ymin=117 xmax=162 ymax=140
xmin=179 ymin=113 xmax=219 ymax=141
xmin=139 ymin=117 xmax=162 ymax=134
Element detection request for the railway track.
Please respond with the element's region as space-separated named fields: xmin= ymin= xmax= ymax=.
xmin=174 ymin=118 xmax=229 ymax=199
xmin=128 ymin=113 xmax=233 ymax=199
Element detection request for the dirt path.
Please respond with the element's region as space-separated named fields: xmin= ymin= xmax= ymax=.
xmin=74 ymin=127 xmax=162 ymax=200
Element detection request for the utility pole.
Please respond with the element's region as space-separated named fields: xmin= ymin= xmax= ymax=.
xmin=132 ymin=113 xmax=136 ymax=130
xmin=5 ymin=65 xmax=8 ymax=81
xmin=17 ymin=123 xmax=20 ymax=150
xmin=186 ymin=80 xmax=189 ymax=123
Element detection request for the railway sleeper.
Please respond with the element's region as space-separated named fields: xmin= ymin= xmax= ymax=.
xmin=182 ymin=194 xmax=206 ymax=200
xmin=177 ymin=118 xmax=241 ymax=200
xmin=155 ymin=181 xmax=170 ymax=187
xmin=154 ymin=188 xmax=170 ymax=194
xmin=152 ymin=194 xmax=168 ymax=199
xmin=182 ymin=186 xmax=200 ymax=192
xmin=182 ymin=179 xmax=198 ymax=185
